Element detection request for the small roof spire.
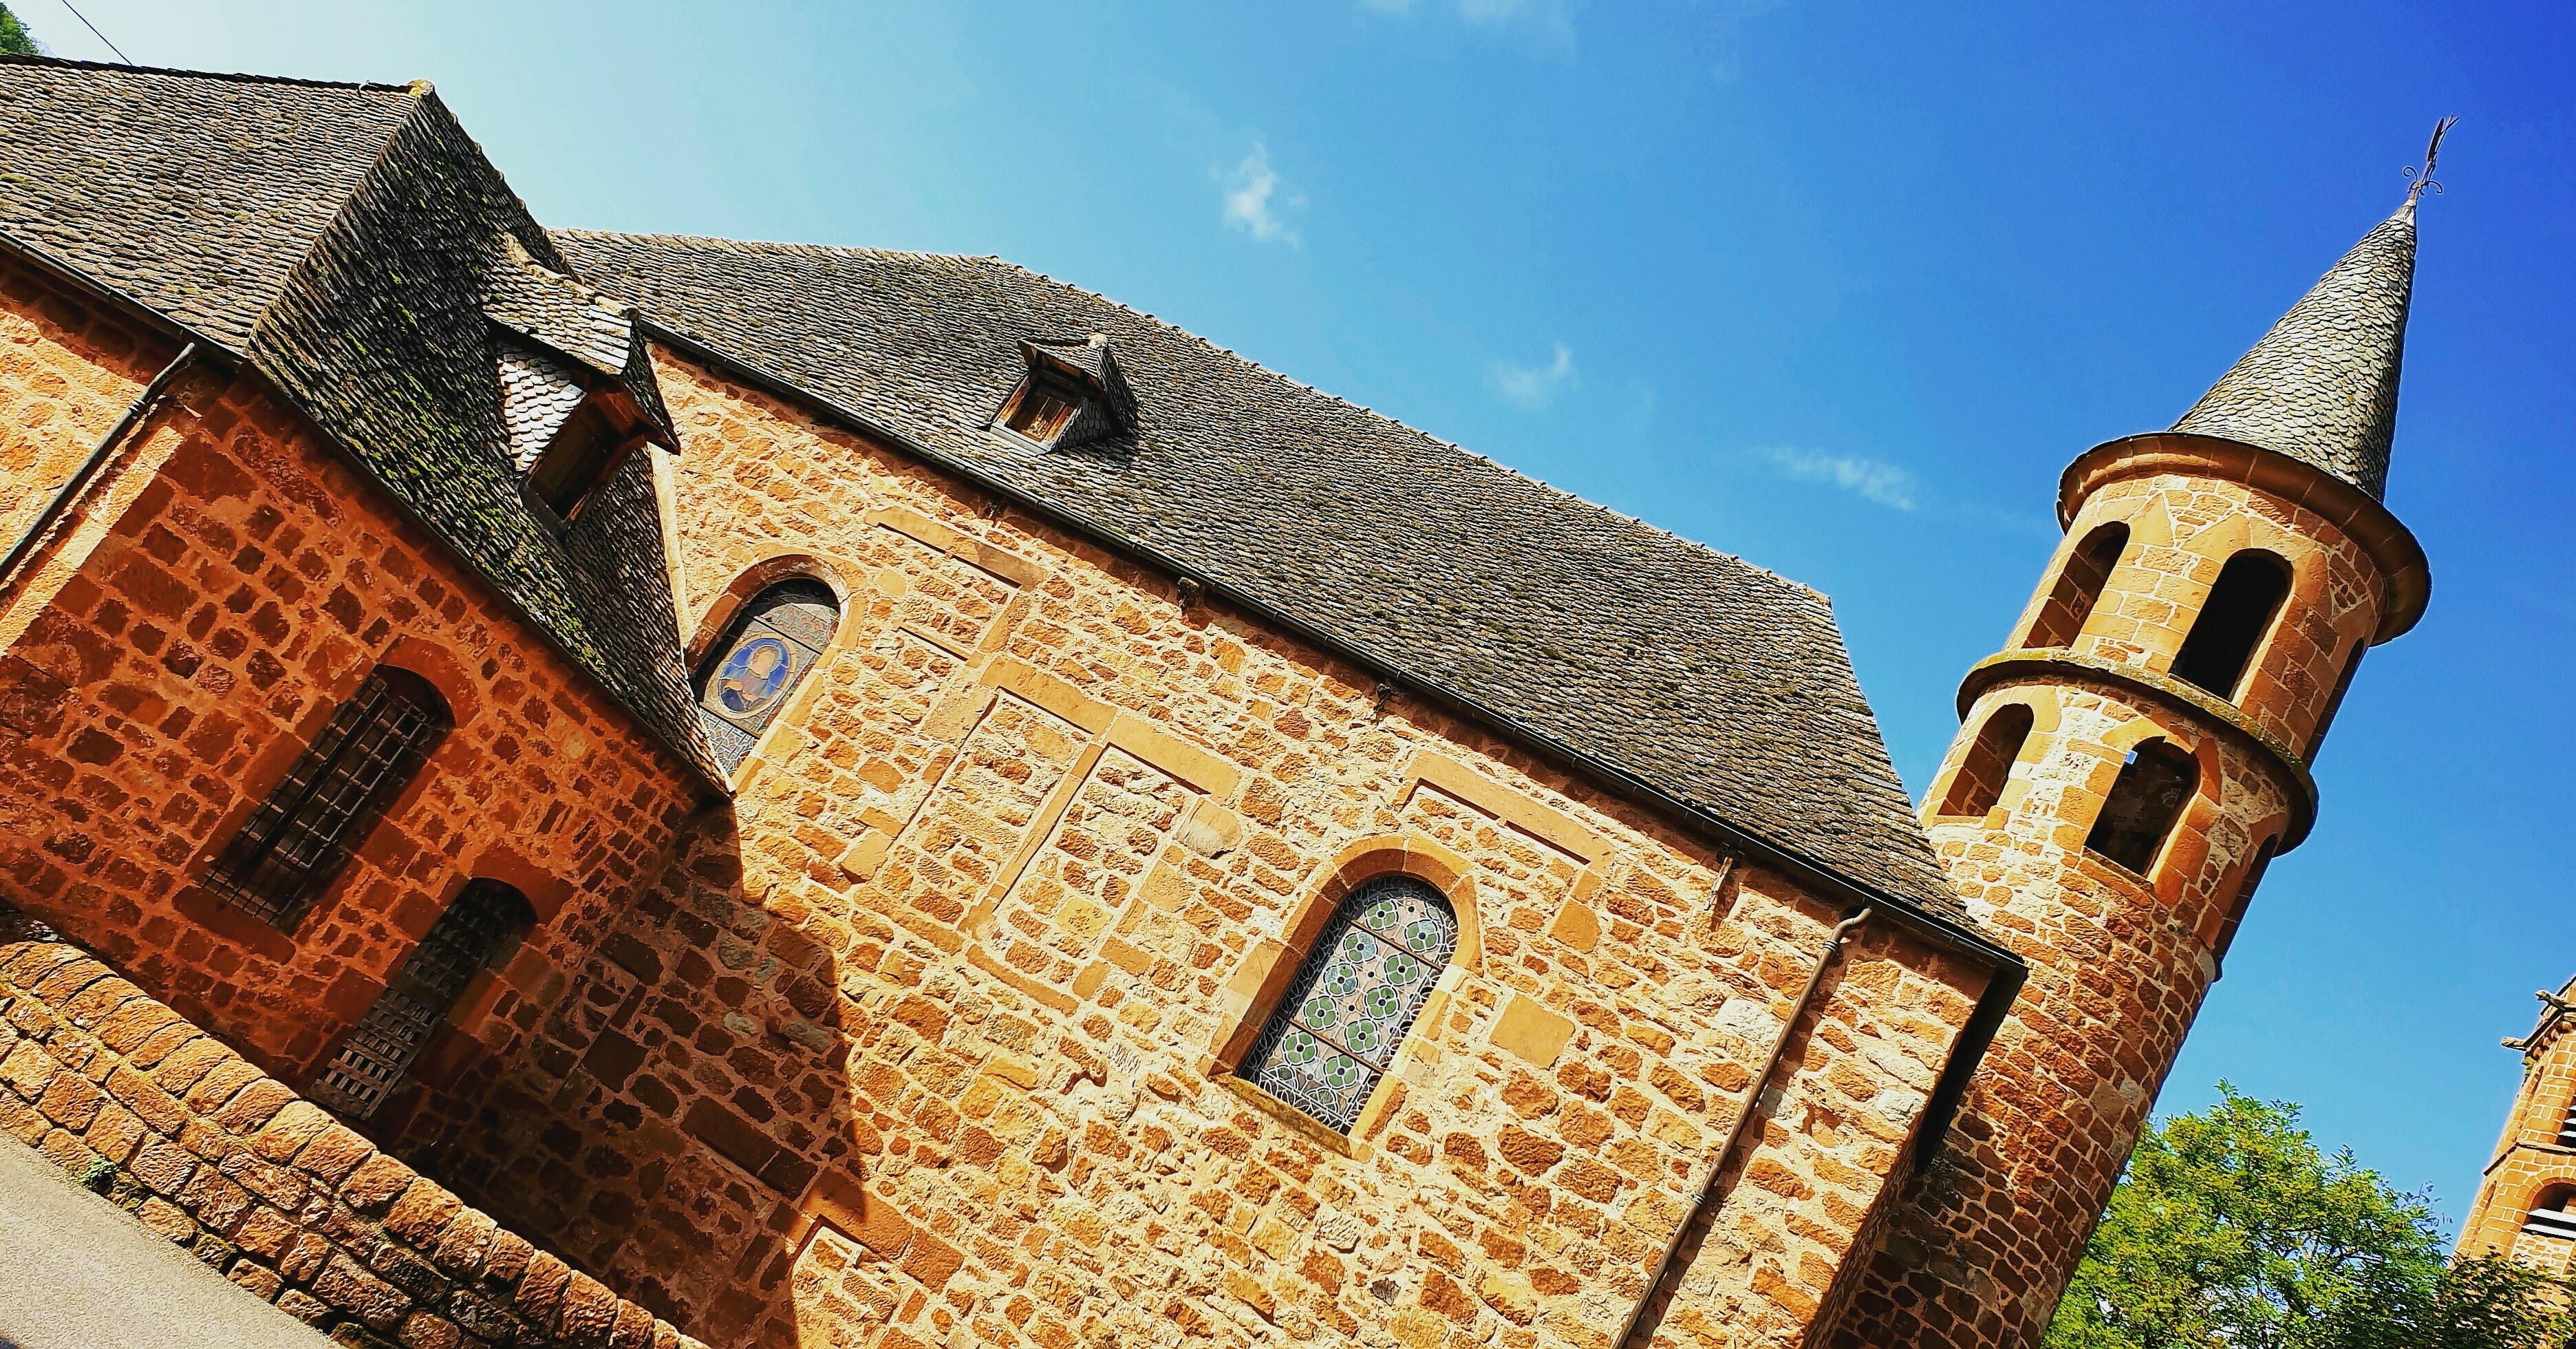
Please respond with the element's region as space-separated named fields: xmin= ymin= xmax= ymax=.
xmin=2169 ymin=122 xmax=2455 ymax=500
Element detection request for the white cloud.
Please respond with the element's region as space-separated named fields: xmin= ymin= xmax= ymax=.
xmin=1492 ymin=343 xmax=1579 ymax=410
xmin=1762 ymin=447 xmax=1918 ymax=511
xmin=1220 ymin=139 xmax=1303 ymax=246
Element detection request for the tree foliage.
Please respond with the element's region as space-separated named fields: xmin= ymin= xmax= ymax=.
xmin=0 ymin=3 xmax=36 ymax=58
xmin=2048 ymin=1084 xmax=2574 ymax=1349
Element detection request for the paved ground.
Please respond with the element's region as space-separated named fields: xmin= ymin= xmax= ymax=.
xmin=0 ymin=1132 xmax=327 ymax=1349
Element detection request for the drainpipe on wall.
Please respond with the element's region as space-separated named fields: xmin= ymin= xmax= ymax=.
xmin=1613 ymin=906 xmax=1875 ymax=1349
xmin=0 ymin=341 xmax=201 ymax=598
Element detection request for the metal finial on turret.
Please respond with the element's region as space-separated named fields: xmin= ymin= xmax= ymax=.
xmin=2403 ymin=116 xmax=2458 ymax=210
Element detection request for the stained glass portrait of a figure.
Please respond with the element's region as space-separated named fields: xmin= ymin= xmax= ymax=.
xmin=1238 ymin=874 xmax=1459 ymax=1132
xmin=695 ymin=579 xmax=839 ymax=772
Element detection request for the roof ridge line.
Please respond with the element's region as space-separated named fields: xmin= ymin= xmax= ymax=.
xmin=550 ymin=228 xmax=978 ymax=264
xmin=558 ymin=229 xmax=1827 ymax=606
xmin=0 ymin=51 xmax=416 ymax=93
xmin=974 ymin=253 xmax=1829 ymax=604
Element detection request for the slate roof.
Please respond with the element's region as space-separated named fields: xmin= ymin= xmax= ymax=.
xmin=0 ymin=54 xmax=1968 ymax=922
xmin=557 ymin=233 xmax=1966 ymax=916
xmin=2171 ymin=204 xmax=2417 ymax=499
xmin=0 ymin=57 xmax=719 ymax=779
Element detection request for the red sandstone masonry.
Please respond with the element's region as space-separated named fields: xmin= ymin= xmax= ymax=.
xmin=2459 ymin=977 xmax=2576 ymax=1273
xmin=0 ymin=931 xmax=707 ymax=1349
xmin=0 ymin=256 xmax=703 ymax=1094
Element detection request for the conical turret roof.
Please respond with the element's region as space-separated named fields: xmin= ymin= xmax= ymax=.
xmin=2169 ymin=203 xmax=2418 ymax=498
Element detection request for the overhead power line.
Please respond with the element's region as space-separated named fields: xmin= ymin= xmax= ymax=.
xmin=54 ymin=0 xmax=129 ymax=64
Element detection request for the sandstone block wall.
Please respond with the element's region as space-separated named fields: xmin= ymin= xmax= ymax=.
xmin=0 ymin=262 xmax=704 ymax=1091
xmin=0 ymin=254 xmax=158 ymax=571
xmin=0 ymin=922 xmax=705 ymax=1349
xmin=1823 ymin=462 xmax=2392 ymax=1349
xmin=402 ymin=350 xmax=1995 ymax=1349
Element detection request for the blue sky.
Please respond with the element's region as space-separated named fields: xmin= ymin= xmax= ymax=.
xmin=22 ymin=0 xmax=2573 ymax=1233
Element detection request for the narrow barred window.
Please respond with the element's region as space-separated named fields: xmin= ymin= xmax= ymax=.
xmin=205 ymin=668 xmax=449 ymax=929
xmin=694 ymin=579 xmax=839 ymax=773
xmin=1238 ymin=875 xmax=1457 ymax=1133
xmin=309 ymin=879 xmax=530 ymax=1120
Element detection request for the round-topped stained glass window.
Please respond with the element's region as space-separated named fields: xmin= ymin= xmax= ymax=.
xmin=694 ymin=579 xmax=840 ymax=772
xmin=1236 ymin=873 xmax=1459 ymax=1133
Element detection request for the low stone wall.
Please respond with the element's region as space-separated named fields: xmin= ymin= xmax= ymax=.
xmin=0 ymin=920 xmax=705 ymax=1349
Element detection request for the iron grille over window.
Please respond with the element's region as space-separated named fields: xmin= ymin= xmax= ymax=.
xmin=309 ymin=879 xmax=529 ymax=1120
xmin=1238 ymin=875 xmax=1457 ymax=1132
xmin=205 ymin=668 xmax=449 ymax=929
xmin=694 ymin=579 xmax=839 ymax=773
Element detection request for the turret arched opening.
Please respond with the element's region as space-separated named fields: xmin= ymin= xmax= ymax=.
xmin=2174 ymin=549 xmax=2293 ymax=700
xmin=2025 ymin=522 xmax=2129 ymax=649
xmin=2084 ymin=738 xmax=2198 ymax=876
xmin=1937 ymin=704 xmax=2034 ymax=820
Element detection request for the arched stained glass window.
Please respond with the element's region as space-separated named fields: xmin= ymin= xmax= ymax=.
xmin=1238 ymin=875 xmax=1457 ymax=1133
xmin=695 ymin=579 xmax=839 ymax=772
xmin=310 ymin=878 xmax=531 ymax=1120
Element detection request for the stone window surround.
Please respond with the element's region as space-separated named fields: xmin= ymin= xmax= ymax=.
xmin=173 ymin=636 xmax=493 ymax=966
xmin=2028 ymin=476 xmax=2379 ymax=749
xmin=158 ymin=627 xmax=587 ymax=1090
xmin=1198 ymin=750 xmax=1621 ymax=1157
xmin=678 ymin=507 xmax=1045 ymax=796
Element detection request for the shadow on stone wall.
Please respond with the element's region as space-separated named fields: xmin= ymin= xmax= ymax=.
xmin=399 ymin=810 xmax=884 ymax=1347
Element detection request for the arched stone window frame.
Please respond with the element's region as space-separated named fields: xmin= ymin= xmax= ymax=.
xmin=2519 ymin=1179 xmax=2576 ymax=1241
xmin=307 ymin=874 xmax=535 ymax=1121
xmin=2124 ymin=503 xmax=2337 ymax=717
xmin=2173 ymin=548 xmax=2297 ymax=702
xmin=1934 ymin=700 xmax=2043 ymax=823
xmin=2076 ymin=716 xmax=2221 ymax=896
xmin=2022 ymin=520 xmax=2132 ymax=650
xmin=197 ymin=660 xmax=458 ymax=935
xmin=1208 ymin=835 xmax=1483 ymax=1154
xmin=687 ymin=555 xmax=861 ymax=783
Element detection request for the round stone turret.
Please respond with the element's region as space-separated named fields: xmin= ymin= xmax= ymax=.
xmin=1823 ymin=199 xmax=2434 ymax=1349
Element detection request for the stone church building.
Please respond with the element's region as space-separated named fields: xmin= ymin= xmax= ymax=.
xmin=2462 ymin=978 xmax=2576 ymax=1277
xmin=0 ymin=56 xmax=2436 ymax=1349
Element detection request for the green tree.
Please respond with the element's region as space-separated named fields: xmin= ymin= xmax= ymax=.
xmin=1 ymin=3 xmax=37 ymax=57
xmin=2047 ymin=1083 xmax=2574 ymax=1349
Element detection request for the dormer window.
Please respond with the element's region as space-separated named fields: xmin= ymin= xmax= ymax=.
xmin=495 ymin=337 xmax=645 ymax=523
xmin=994 ymin=334 xmax=1137 ymax=450
xmin=480 ymin=231 xmax=676 ymax=527
xmin=1000 ymin=377 xmax=1082 ymax=443
xmin=525 ymin=396 xmax=623 ymax=519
